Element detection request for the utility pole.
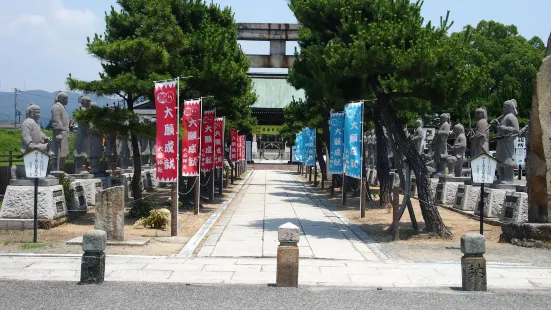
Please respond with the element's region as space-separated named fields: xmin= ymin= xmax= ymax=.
xmin=13 ymin=88 xmax=19 ymax=128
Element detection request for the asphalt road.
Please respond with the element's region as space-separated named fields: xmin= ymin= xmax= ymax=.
xmin=1 ymin=281 xmax=550 ymax=310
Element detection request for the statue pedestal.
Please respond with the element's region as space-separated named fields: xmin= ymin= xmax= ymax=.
xmin=474 ymin=188 xmax=508 ymax=218
xmin=0 ymin=180 xmax=67 ymax=227
xmin=454 ymin=184 xmax=481 ymax=211
xmin=501 ymin=192 xmax=528 ymax=224
xmin=68 ymin=181 xmax=88 ymax=212
xmin=430 ymin=178 xmax=439 ymax=201
xmin=435 ymin=177 xmax=470 ymax=206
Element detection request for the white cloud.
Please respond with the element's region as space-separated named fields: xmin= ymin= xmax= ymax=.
xmin=0 ymin=0 xmax=105 ymax=91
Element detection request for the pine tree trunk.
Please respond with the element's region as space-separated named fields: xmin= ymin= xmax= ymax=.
xmin=127 ymin=96 xmax=142 ymax=200
xmin=316 ymin=144 xmax=328 ymax=182
xmin=374 ymin=110 xmax=391 ymax=207
xmin=369 ymin=79 xmax=451 ymax=238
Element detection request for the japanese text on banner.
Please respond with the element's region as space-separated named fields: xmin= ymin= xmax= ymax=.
xmin=230 ymin=129 xmax=238 ymax=162
xmin=214 ymin=118 xmax=225 ymax=168
xmin=344 ymin=102 xmax=363 ymax=179
xmin=201 ymin=110 xmax=215 ymax=172
xmin=303 ymin=128 xmax=316 ymax=166
xmin=329 ymin=113 xmax=345 ymax=175
xmin=294 ymin=132 xmax=302 ymax=162
xmin=181 ymin=100 xmax=201 ymax=176
xmin=154 ymin=80 xmax=178 ymax=182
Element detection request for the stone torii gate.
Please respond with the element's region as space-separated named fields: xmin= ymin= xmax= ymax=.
xmin=237 ymin=23 xmax=299 ymax=69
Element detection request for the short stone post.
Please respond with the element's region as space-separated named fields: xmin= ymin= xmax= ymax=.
xmin=276 ymin=222 xmax=300 ymax=287
xmin=79 ymin=230 xmax=107 ymax=285
xmin=461 ymin=233 xmax=487 ymax=291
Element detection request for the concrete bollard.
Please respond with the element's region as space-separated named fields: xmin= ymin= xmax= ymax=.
xmin=276 ymin=222 xmax=300 ymax=287
xmin=79 ymin=230 xmax=107 ymax=285
xmin=461 ymin=233 xmax=487 ymax=291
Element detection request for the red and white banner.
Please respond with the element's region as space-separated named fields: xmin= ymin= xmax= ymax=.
xmin=230 ymin=129 xmax=238 ymax=162
xmin=201 ymin=110 xmax=215 ymax=172
xmin=240 ymin=136 xmax=246 ymax=161
xmin=214 ymin=118 xmax=225 ymax=168
xmin=181 ymin=100 xmax=201 ymax=176
xmin=154 ymin=80 xmax=178 ymax=182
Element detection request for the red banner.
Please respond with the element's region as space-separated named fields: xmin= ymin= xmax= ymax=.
xmin=230 ymin=129 xmax=238 ymax=162
xmin=241 ymin=136 xmax=246 ymax=161
xmin=154 ymin=81 xmax=178 ymax=182
xmin=181 ymin=100 xmax=201 ymax=176
xmin=201 ymin=110 xmax=215 ymax=172
xmin=215 ymin=118 xmax=224 ymax=168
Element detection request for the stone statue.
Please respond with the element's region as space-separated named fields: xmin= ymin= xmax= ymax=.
xmin=447 ymin=124 xmax=467 ymax=177
xmin=434 ymin=113 xmax=451 ymax=176
xmin=472 ymin=108 xmax=489 ymax=157
xmin=74 ymin=96 xmax=92 ymax=174
xmin=410 ymin=119 xmax=424 ymax=154
xmin=119 ymin=138 xmax=131 ymax=169
xmin=367 ymin=129 xmax=376 ymax=167
xmin=51 ymin=91 xmax=70 ymax=171
xmin=89 ymin=101 xmax=103 ymax=174
xmin=21 ymin=104 xmax=50 ymax=154
xmin=105 ymin=132 xmax=117 ymax=170
xmin=493 ymin=99 xmax=520 ymax=184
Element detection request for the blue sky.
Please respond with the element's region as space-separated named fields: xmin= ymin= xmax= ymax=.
xmin=0 ymin=0 xmax=549 ymax=92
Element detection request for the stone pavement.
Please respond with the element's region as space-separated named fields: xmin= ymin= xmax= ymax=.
xmin=1 ymin=254 xmax=551 ymax=289
xmin=1 ymin=169 xmax=551 ymax=290
xmin=196 ymin=170 xmax=381 ymax=261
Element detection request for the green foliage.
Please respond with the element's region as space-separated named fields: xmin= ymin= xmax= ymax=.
xmin=129 ymin=197 xmax=154 ymax=219
xmin=452 ymin=21 xmax=546 ymax=127
xmin=134 ymin=208 xmax=170 ymax=229
xmin=58 ymin=174 xmax=74 ymax=205
xmin=0 ymin=129 xmax=22 ymax=152
xmin=20 ymin=243 xmax=48 ymax=250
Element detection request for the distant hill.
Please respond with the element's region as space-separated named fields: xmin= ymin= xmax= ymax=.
xmin=0 ymin=90 xmax=117 ymax=126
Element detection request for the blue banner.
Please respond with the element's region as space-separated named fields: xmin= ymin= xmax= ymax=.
xmin=295 ymin=132 xmax=302 ymax=162
xmin=303 ymin=128 xmax=316 ymax=166
xmin=344 ymin=102 xmax=363 ymax=179
xmin=329 ymin=113 xmax=344 ymax=174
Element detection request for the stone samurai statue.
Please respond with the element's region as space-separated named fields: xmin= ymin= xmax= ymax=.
xmin=51 ymin=91 xmax=70 ymax=171
xmin=472 ymin=107 xmax=489 ymax=157
xmin=434 ymin=113 xmax=451 ymax=176
xmin=21 ymin=104 xmax=51 ymax=154
xmin=74 ymin=96 xmax=92 ymax=174
xmin=448 ymin=124 xmax=467 ymax=177
xmin=493 ymin=99 xmax=520 ymax=184
xmin=12 ymin=104 xmax=53 ymax=179
xmin=410 ymin=119 xmax=425 ymax=154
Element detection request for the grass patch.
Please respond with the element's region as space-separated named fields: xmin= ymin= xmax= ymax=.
xmin=20 ymin=242 xmax=48 ymax=250
xmin=3 ymin=241 xmax=8 ymax=246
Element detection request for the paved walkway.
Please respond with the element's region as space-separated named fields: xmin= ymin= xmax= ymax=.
xmin=1 ymin=169 xmax=551 ymax=290
xmin=1 ymin=255 xmax=551 ymax=289
xmin=196 ymin=170 xmax=380 ymax=261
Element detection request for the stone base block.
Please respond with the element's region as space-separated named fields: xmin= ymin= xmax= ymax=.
xmin=0 ymin=185 xmax=66 ymax=220
xmin=276 ymin=245 xmax=299 ymax=287
xmin=501 ymin=192 xmax=528 ymax=224
xmin=461 ymin=256 xmax=487 ymax=291
xmin=441 ymin=181 xmax=462 ymax=206
xmin=10 ymin=178 xmax=59 ymax=186
xmin=475 ymin=188 xmax=507 ymax=218
xmin=79 ymin=179 xmax=103 ymax=206
xmin=454 ymin=185 xmax=481 ymax=211
xmin=79 ymin=252 xmax=106 ymax=285
xmin=70 ymin=173 xmax=94 ymax=180
xmin=500 ymin=223 xmax=551 ymax=243
xmin=0 ymin=219 xmax=34 ymax=230
xmin=68 ymin=181 xmax=88 ymax=212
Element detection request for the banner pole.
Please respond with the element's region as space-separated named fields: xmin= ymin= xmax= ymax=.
xmin=360 ymin=101 xmax=366 ymax=218
xmin=195 ymin=97 xmax=203 ymax=215
xmin=173 ymin=77 xmax=180 ymax=236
